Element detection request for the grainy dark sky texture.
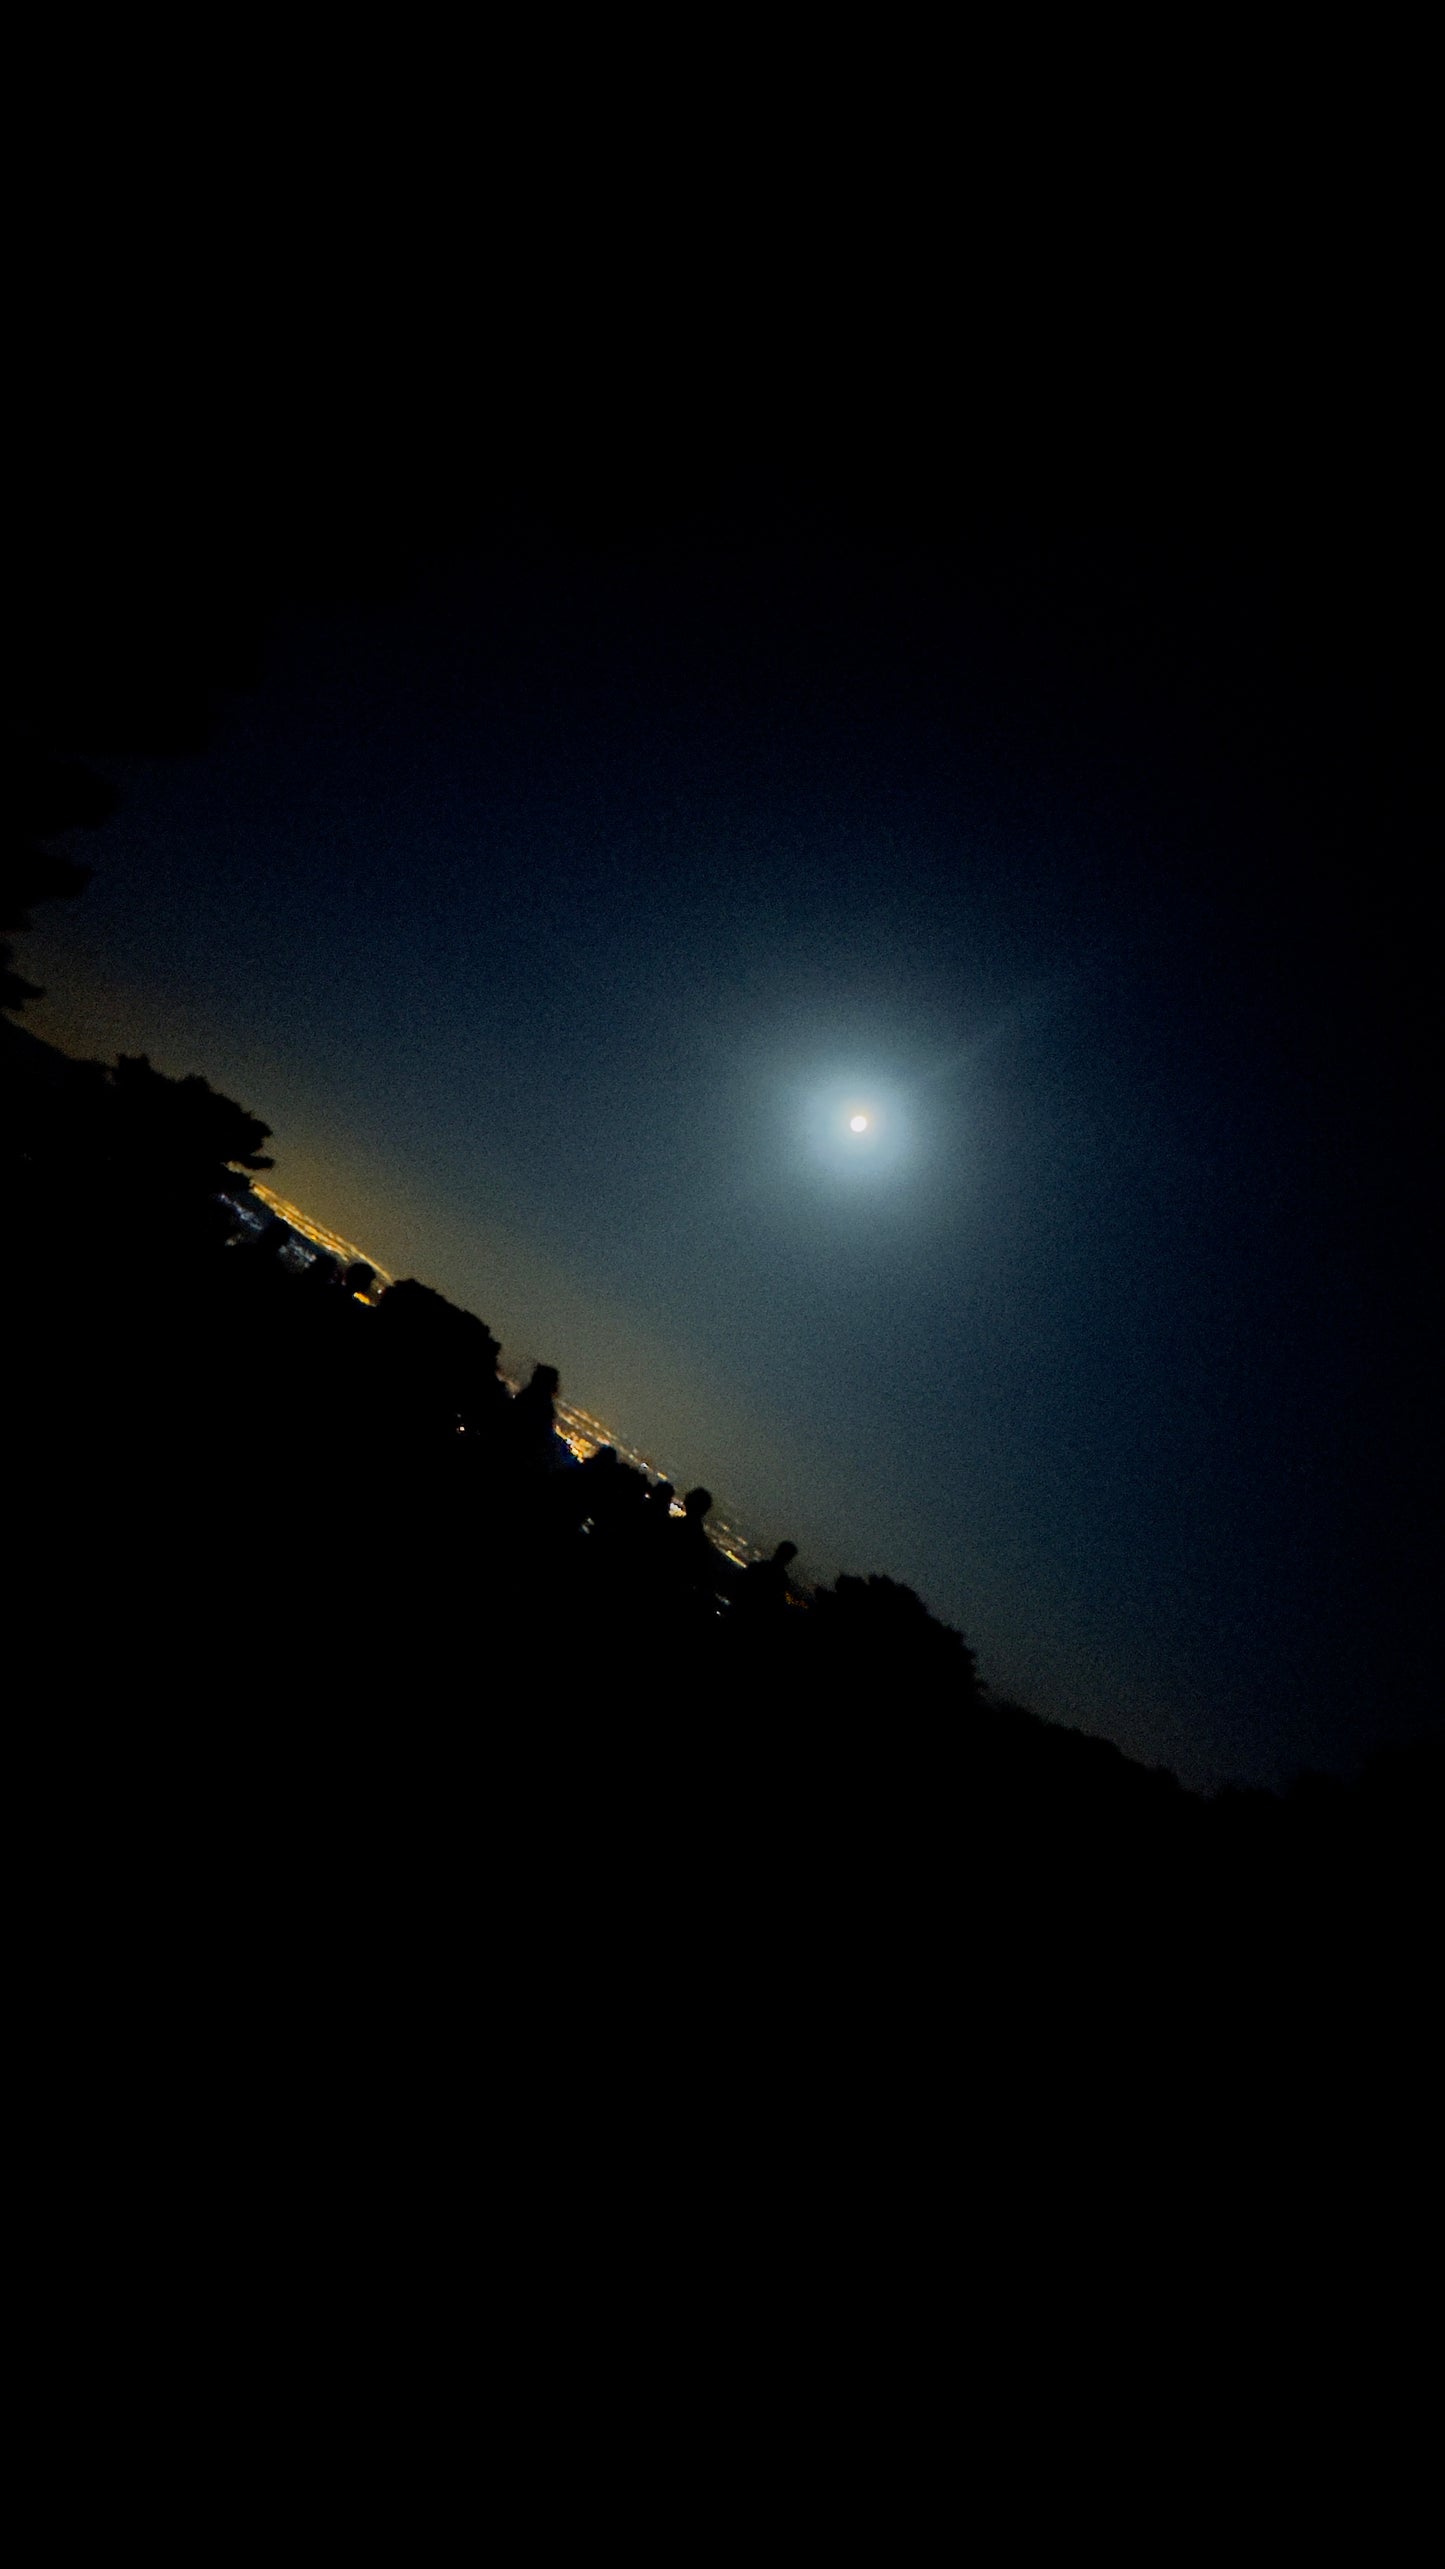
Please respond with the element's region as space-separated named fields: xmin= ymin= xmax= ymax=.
xmin=25 ymin=418 xmax=1431 ymax=1790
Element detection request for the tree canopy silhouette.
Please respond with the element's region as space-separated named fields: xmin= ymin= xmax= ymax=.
xmin=108 ymin=1053 xmax=274 ymax=1189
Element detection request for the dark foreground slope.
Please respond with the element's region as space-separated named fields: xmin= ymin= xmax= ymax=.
xmin=7 ymin=1019 xmax=1436 ymax=1969
xmin=6 ymin=1021 xmax=1440 ymax=2505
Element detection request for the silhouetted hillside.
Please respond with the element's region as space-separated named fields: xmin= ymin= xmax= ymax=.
xmin=6 ymin=1014 xmax=1438 ymax=1989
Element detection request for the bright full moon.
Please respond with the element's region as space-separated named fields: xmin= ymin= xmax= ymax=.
xmin=797 ymin=1074 xmax=912 ymax=1182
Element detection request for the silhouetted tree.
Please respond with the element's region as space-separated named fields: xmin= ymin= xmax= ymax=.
xmin=508 ymin=1363 xmax=564 ymax=1474
xmin=372 ymin=1276 xmax=505 ymax=1436
xmin=735 ymin=1540 xmax=800 ymax=1628
xmin=107 ymin=1052 xmax=274 ymax=1192
xmin=812 ymin=1573 xmax=983 ymax=1709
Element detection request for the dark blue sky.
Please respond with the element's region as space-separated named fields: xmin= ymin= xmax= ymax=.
xmin=29 ymin=486 xmax=1431 ymax=1789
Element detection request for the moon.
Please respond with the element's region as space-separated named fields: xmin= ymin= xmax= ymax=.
xmin=796 ymin=1075 xmax=912 ymax=1181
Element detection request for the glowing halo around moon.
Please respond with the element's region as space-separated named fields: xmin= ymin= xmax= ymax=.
xmin=793 ymin=1072 xmax=915 ymax=1184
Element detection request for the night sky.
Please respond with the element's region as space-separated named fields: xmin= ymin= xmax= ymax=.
xmin=26 ymin=445 xmax=1432 ymax=1791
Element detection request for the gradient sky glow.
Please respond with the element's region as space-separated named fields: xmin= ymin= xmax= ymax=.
xmin=27 ymin=496 xmax=1431 ymax=1790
